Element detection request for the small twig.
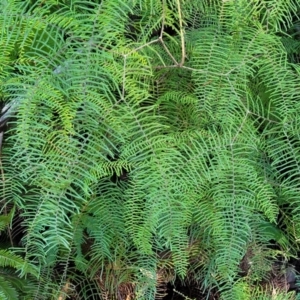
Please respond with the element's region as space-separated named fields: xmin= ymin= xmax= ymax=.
xmin=159 ymin=37 xmax=179 ymax=65
xmin=127 ymin=38 xmax=159 ymax=55
xmin=175 ymin=0 xmax=186 ymax=66
xmin=159 ymin=0 xmax=179 ymax=65
xmin=160 ymin=0 xmax=166 ymax=39
xmin=173 ymin=288 xmax=196 ymax=300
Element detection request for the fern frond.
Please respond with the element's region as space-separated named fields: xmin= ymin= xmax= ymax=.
xmin=0 ymin=276 xmax=18 ymax=300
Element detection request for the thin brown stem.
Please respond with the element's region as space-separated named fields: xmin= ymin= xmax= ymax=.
xmin=176 ymin=0 xmax=186 ymax=66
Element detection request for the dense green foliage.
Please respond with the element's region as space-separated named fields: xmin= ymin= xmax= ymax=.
xmin=1 ymin=0 xmax=300 ymax=299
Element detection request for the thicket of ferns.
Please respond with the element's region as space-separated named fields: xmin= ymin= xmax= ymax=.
xmin=1 ymin=0 xmax=300 ymax=299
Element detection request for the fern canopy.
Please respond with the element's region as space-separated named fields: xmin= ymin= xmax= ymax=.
xmin=0 ymin=0 xmax=300 ymax=299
